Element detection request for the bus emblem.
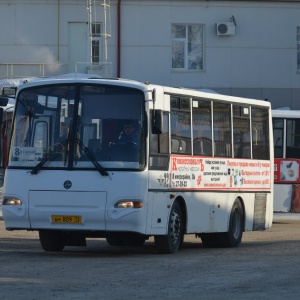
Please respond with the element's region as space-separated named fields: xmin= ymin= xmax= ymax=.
xmin=63 ymin=180 xmax=72 ymax=189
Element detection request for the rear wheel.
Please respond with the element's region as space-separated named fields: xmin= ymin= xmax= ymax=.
xmin=154 ymin=201 xmax=183 ymax=254
xmin=220 ymin=198 xmax=244 ymax=247
xmin=39 ymin=230 xmax=65 ymax=252
xmin=200 ymin=199 xmax=244 ymax=248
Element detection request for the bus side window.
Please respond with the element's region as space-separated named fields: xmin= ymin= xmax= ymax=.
xmin=286 ymin=119 xmax=300 ymax=158
xmin=232 ymin=105 xmax=251 ymax=159
xmin=149 ymin=111 xmax=169 ymax=170
xmin=252 ymin=107 xmax=270 ymax=160
xmin=193 ymin=129 xmax=212 ymax=156
xmin=213 ymin=102 xmax=232 ymax=157
xmin=273 ymin=118 xmax=284 ymax=158
xmin=192 ymin=99 xmax=212 ymax=156
xmin=170 ymin=97 xmax=191 ymax=155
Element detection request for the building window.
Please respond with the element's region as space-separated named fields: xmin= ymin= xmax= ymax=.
xmin=297 ymin=27 xmax=300 ymax=70
xmin=172 ymin=24 xmax=204 ymax=70
xmin=91 ymin=23 xmax=101 ymax=63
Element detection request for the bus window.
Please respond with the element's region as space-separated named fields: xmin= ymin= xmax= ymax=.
xmin=286 ymin=119 xmax=300 ymax=158
xmin=252 ymin=107 xmax=270 ymax=160
xmin=233 ymin=105 xmax=250 ymax=159
xmin=273 ymin=118 xmax=284 ymax=158
xmin=213 ymin=102 xmax=231 ymax=157
xmin=192 ymin=99 xmax=212 ymax=156
xmin=170 ymin=97 xmax=191 ymax=154
xmin=149 ymin=111 xmax=169 ymax=170
xmin=32 ymin=120 xmax=49 ymax=157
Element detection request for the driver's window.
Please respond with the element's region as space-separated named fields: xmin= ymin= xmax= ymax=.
xmin=149 ymin=111 xmax=170 ymax=170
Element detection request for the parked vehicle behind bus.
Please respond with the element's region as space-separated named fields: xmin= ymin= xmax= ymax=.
xmin=1 ymin=75 xmax=273 ymax=253
xmin=0 ymin=87 xmax=15 ymax=187
xmin=272 ymin=109 xmax=300 ymax=212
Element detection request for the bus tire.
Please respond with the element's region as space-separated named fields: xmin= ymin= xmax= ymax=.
xmin=39 ymin=230 xmax=65 ymax=252
xmin=154 ymin=201 xmax=183 ymax=254
xmin=219 ymin=199 xmax=244 ymax=247
xmin=200 ymin=199 xmax=244 ymax=248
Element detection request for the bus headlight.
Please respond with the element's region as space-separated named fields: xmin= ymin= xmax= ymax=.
xmin=114 ymin=200 xmax=143 ymax=209
xmin=2 ymin=197 xmax=22 ymax=206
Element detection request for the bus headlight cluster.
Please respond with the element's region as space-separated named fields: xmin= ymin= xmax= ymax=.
xmin=114 ymin=200 xmax=143 ymax=209
xmin=2 ymin=197 xmax=22 ymax=206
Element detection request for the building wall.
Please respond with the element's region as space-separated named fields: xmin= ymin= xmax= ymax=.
xmin=119 ymin=1 xmax=300 ymax=108
xmin=0 ymin=0 xmax=299 ymax=108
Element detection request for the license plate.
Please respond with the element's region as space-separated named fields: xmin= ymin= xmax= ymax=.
xmin=52 ymin=215 xmax=82 ymax=224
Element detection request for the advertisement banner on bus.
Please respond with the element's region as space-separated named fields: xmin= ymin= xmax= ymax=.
xmin=156 ymin=155 xmax=272 ymax=191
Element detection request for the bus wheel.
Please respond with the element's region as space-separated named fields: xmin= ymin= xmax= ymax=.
xmin=39 ymin=230 xmax=65 ymax=252
xmin=219 ymin=199 xmax=244 ymax=247
xmin=154 ymin=201 xmax=183 ymax=254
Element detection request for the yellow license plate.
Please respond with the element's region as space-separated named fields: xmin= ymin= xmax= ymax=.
xmin=52 ymin=215 xmax=82 ymax=224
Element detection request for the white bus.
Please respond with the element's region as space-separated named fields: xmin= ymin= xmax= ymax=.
xmin=1 ymin=76 xmax=273 ymax=254
xmin=272 ymin=109 xmax=300 ymax=212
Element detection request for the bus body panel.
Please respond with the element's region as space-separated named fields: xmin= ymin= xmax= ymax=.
xmin=148 ymin=189 xmax=272 ymax=234
xmin=147 ymin=191 xmax=171 ymax=235
xmin=148 ymin=153 xmax=273 ymax=234
xmin=28 ymin=190 xmax=107 ymax=230
xmin=3 ymin=169 xmax=149 ymax=233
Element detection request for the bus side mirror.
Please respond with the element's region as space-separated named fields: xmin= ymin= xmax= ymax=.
xmin=0 ymin=97 xmax=9 ymax=106
xmin=151 ymin=109 xmax=163 ymax=134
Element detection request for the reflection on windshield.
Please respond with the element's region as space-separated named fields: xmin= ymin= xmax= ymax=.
xmin=9 ymin=84 xmax=146 ymax=170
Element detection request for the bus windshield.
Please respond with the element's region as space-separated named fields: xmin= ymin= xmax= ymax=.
xmin=8 ymin=83 xmax=146 ymax=170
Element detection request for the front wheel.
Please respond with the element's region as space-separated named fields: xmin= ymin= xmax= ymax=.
xmin=154 ymin=201 xmax=183 ymax=254
xmin=39 ymin=230 xmax=65 ymax=252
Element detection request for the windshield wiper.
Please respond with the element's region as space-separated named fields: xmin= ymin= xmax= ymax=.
xmin=30 ymin=140 xmax=68 ymax=175
xmin=75 ymin=138 xmax=110 ymax=178
xmin=30 ymin=138 xmax=110 ymax=177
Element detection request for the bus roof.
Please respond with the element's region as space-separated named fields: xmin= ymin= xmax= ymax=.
xmin=16 ymin=74 xmax=271 ymax=109
xmin=272 ymin=108 xmax=300 ymax=118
